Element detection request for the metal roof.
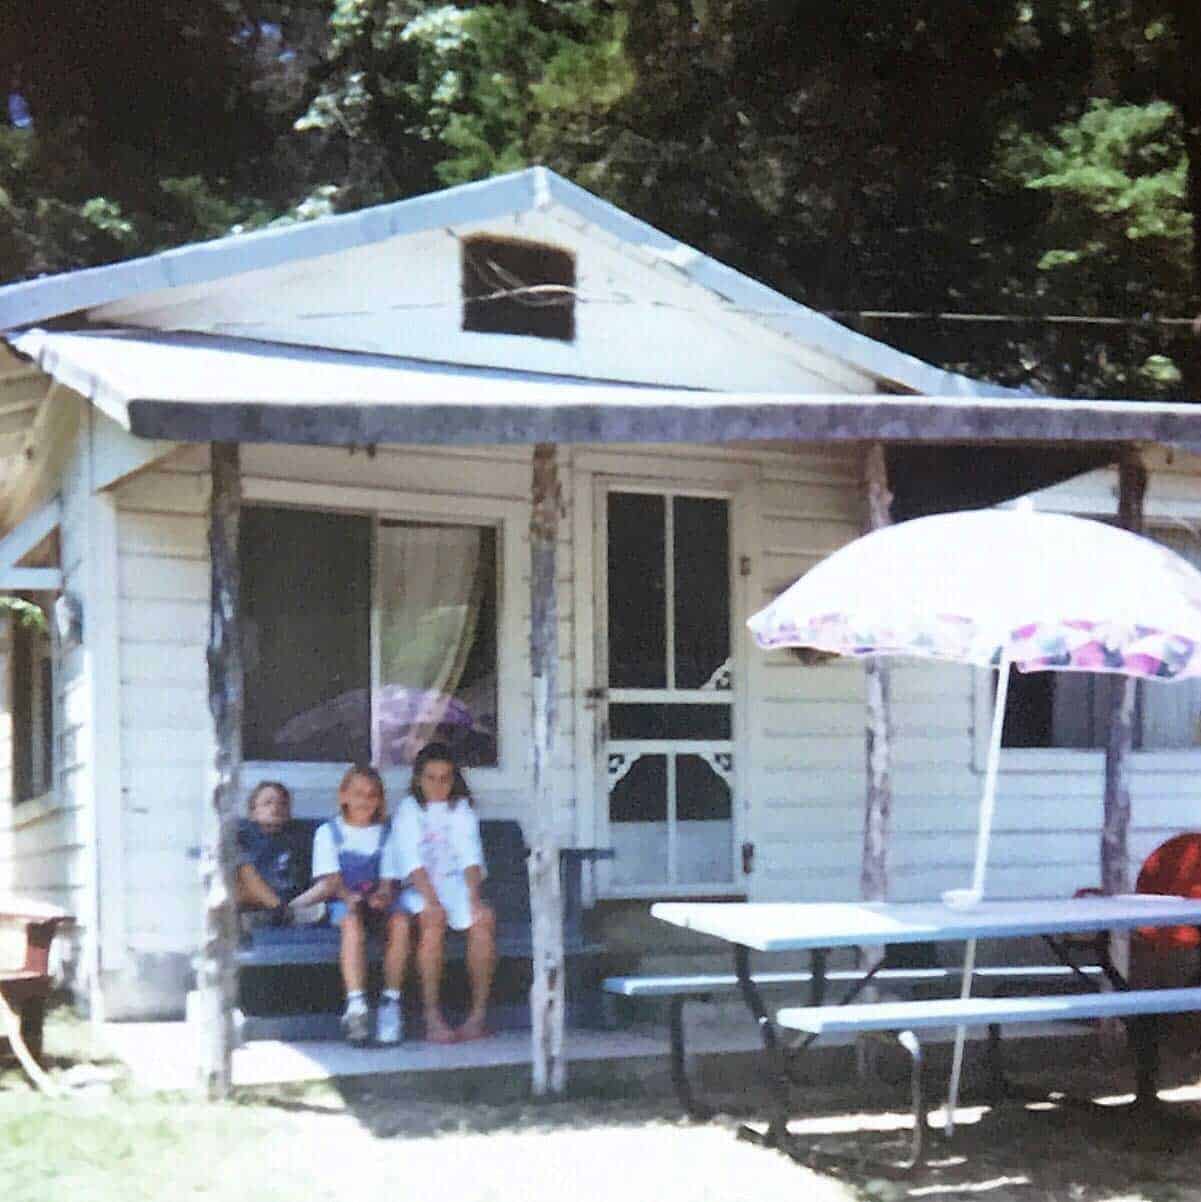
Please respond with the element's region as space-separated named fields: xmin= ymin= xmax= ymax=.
xmin=0 ymin=168 xmax=1026 ymax=402
xmin=10 ymin=327 xmax=1201 ymax=449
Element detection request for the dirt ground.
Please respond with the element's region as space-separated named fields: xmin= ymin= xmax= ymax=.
xmin=5 ymin=1008 xmax=1201 ymax=1202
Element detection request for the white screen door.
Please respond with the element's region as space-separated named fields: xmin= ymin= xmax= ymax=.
xmin=599 ymin=488 xmax=736 ymax=892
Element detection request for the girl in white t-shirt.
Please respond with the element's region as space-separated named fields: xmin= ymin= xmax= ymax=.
xmin=308 ymin=764 xmax=411 ymax=1045
xmin=396 ymin=742 xmax=496 ymax=1043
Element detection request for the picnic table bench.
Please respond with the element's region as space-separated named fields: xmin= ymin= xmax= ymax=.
xmin=603 ymin=961 xmax=1104 ymax=1117
xmin=777 ymin=985 xmax=1201 ymax=1168
xmin=0 ymin=901 xmax=73 ymax=1064
xmin=235 ymin=818 xmax=613 ymax=1038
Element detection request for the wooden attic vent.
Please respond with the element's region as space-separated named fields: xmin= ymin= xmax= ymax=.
xmin=461 ymin=236 xmax=576 ymax=342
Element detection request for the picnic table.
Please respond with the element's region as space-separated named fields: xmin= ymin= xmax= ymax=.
xmin=652 ymin=895 xmax=1201 ymax=1168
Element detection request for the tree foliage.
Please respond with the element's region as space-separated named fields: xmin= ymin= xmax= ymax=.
xmin=2 ymin=0 xmax=1200 ymax=400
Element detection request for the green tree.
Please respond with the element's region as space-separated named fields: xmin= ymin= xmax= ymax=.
xmin=997 ymin=99 xmax=1192 ymax=395
xmin=296 ymin=1 xmax=630 ymax=205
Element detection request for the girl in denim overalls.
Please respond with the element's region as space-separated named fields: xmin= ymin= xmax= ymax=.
xmin=308 ymin=764 xmax=413 ymax=1045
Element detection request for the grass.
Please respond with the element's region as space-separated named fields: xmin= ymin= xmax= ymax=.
xmin=7 ymin=1005 xmax=1201 ymax=1201
xmin=0 ymin=1094 xmax=298 ymax=1202
xmin=0 ymin=1003 xmax=321 ymax=1202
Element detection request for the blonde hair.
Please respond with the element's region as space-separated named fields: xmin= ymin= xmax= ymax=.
xmin=337 ymin=763 xmax=386 ymax=823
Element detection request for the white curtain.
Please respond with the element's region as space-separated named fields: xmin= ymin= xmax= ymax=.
xmin=376 ymin=523 xmax=485 ymax=764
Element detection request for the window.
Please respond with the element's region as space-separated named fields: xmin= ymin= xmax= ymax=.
xmin=11 ymin=612 xmax=53 ymax=803
xmin=461 ymin=236 xmax=575 ymax=342
xmin=1000 ymin=526 xmax=1201 ymax=752
xmin=240 ymin=507 xmax=499 ymax=768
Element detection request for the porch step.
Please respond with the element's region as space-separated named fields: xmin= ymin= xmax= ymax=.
xmin=240 ymin=1000 xmax=533 ymax=1044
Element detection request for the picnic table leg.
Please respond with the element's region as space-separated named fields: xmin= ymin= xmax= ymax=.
xmin=668 ymin=996 xmax=713 ymax=1120
xmin=894 ymin=1030 xmax=926 ymax=1171
xmin=733 ymin=944 xmax=793 ymax=1150
xmin=19 ymin=996 xmax=45 ymax=1064
xmin=1129 ymin=1015 xmax=1161 ymax=1108
xmin=986 ymin=1022 xmax=1007 ymax=1102
xmin=1042 ymin=935 xmax=1111 ymax=992
xmin=810 ymin=948 xmax=828 ymax=1006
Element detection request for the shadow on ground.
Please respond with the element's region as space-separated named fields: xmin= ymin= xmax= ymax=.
xmin=292 ymin=1025 xmax=1201 ymax=1201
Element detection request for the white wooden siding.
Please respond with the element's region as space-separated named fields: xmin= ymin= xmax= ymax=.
xmin=91 ymin=212 xmax=875 ymax=396
xmin=114 ymin=454 xmax=210 ymax=960
xmin=745 ymin=446 xmax=867 ymax=901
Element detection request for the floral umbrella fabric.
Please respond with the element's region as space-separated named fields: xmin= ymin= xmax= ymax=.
xmin=748 ymin=510 xmax=1201 ymax=680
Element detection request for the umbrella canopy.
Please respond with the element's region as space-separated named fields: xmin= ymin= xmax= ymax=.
xmin=748 ymin=509 xmax=1201 ymax=679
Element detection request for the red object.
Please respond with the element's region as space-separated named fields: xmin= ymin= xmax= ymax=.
xmin=1135 ymin=833 xmax=1201 ymax=950
xmin=0 ymin=906 xmax=73 ymax=1063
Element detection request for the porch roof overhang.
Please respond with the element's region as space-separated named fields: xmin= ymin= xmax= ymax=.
xmin=9 ymin=328 xmax=1201 ymax=454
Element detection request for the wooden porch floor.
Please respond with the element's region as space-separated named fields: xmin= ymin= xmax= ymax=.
xmin=100 ymin=1021 xmax=765 ymax=1092
xmin=100 ymin=1014 xmax=1086 ymax=1093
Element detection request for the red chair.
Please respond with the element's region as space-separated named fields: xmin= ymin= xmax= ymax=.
xmin=1134 ymin=833 xmax=1201 ymax=951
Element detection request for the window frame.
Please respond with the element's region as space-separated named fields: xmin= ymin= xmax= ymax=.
xmin=972 ymin=509 xmax=1201 ymax=776
xmin=9 ymin=607 xmax=56 ymax=807
xmin=460 ymin=235 xmax=576 ymax=343
xmin=240 ymin=478 xmax=524 ymax=799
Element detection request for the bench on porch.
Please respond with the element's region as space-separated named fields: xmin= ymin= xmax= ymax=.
xmin=235 ymin=819 xmax=613 ymax=1039
xmin=776 ymin=985 xmax=1201 ymax=1168
xmin=0 ymin=902 xmax=73 ymax=1064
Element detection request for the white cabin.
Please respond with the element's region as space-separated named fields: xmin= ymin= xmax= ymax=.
xmin=2 ymin=168 xmax=1200 ymax=1020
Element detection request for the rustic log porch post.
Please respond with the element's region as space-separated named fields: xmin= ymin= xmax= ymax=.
xmin=198 ymin=442 xmax=243 ymax=1098
xmin=529 ymin=443 xmax=566 ymax=1094
xmin=1103 ymin=445 xmax=1146 ymax=976
xmin=856 ymin=444 xmax=894 ymax=1080
xmin=861 ymin=443 xmax=894 ymax=909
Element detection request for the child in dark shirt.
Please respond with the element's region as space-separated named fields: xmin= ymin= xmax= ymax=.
xmin=235 ymin=781 xmax=325 ymax=926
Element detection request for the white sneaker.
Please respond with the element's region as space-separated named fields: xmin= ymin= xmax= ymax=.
xmin=341 ymin=997 xmax=370 ymax=1045
xmin=376 ymin=999 xmax=403 ymax=1045
xmin=288 ymin=900 xmax=326 ymax=926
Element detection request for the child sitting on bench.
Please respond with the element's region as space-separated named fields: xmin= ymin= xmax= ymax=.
xmin=306 ymin=764 xmax=412 ymax=1045
xmin=396 ymin=742 xmax=496 ymax=1043
xmin=235 ymin=781 xmax=325 ymax=927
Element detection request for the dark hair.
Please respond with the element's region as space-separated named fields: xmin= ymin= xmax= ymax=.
xmin=410 ymin=741 xmax=473 ymax=810
xmin=246 ymin=780 xmax=292 ymax=815
xmin=338 ymin=763 xmax=387 ymax=824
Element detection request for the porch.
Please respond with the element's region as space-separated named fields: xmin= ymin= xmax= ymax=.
xmin=99 ymin=1007 xmax=1086 ymax=1093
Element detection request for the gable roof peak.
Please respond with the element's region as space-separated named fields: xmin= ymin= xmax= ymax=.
xmin=0 ymin=166 xmax=1027 ymax=400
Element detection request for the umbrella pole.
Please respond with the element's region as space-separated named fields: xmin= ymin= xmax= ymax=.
xmin=945 ymin=651 xmax=1012 ymax=1134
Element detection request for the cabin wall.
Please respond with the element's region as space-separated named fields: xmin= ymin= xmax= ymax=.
xmin=0 ymin=407 xmax=93 ymax=995
xmin=755 ymin=445 xmax=1201 ymax=907
xmin=80 ymin=435 xmax=1201 ymax=1017
xmin=105 ymin=453 xmax=211 ymax=1016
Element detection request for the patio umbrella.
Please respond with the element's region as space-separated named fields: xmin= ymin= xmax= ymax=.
xmin=746 ymin=507 xmax=1201 ymax=1125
